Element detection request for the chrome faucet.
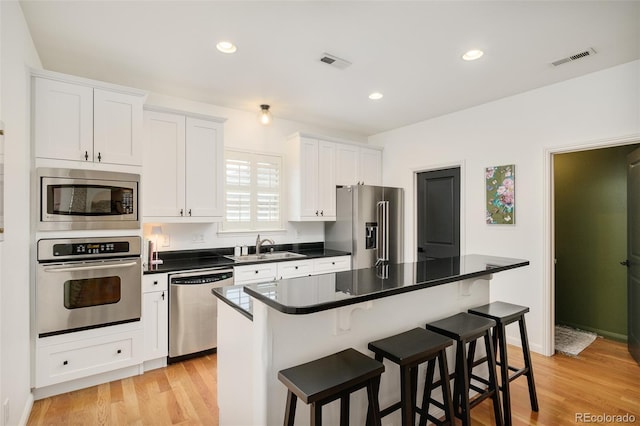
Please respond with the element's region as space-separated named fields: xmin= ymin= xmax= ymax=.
xmin=256 ymin=234 xmax=275 ymax=255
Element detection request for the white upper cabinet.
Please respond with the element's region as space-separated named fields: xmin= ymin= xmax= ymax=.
xmin=335 ymin=143 xmax=359 ymax=186
xmin=288 ymin=134 xmax=336 ymax=221
xmin=93 ymin=89 xmax=143 ymax=166
xmin=33 ymin=71 xmax=146 ymax=166
xmin=358 ymin=147 xmax=382 ymax=186
xmin=335 ymin=143 xmax=382 ymax=186
xmin=143 ymin=111 xmax=186 ymax=217
xmin=185 ymin=117 xmax=224 ymax=218
xmin=143 ymin=108 xmax=224 ymax=221
xmin=34 ymin=78 xmax=93 ymax=162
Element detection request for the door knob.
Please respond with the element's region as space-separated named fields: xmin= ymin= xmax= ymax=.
xmin=620 ymin=260 xmax=630 ymax=267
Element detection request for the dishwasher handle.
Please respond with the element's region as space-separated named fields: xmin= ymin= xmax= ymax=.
xmin=170 ymin=270 xmax=234 ymax=285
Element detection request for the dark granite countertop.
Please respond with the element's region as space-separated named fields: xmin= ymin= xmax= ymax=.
xmin=212 ymin=254 xmax=529 ymax=319
xmin=144 ymin=243 xmax=350 ymax=274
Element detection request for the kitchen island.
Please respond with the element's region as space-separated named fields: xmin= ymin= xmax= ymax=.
xmin=213 ymin=254 xmax=529 ymax=425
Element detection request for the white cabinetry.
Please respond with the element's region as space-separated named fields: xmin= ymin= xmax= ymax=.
xmin=358 ymin=147 xmax=383 ymax=186
xmin=313 ymin=256 xmax=351 ymax=274
xmin=277 ymin=259 xmax=313 ymax=279
xmin=35 ymin=325 xmax=143 ymax=389
xmin=287 ymin=134 xmax=336 ymax=221
xmin=235 ymin=256 xmax=352 ymax=284
xmin=33 ymin=71 xmax=145 ymax=166
xmin=234 ymin=263 xmax=278 ymax=285
xmin=142 ymin=274 xmax=168 ymax=364
xmin=335 ymin=143 xmax=382 ymax=186
xmin=143 ymin=108 xmax=225 ymax=221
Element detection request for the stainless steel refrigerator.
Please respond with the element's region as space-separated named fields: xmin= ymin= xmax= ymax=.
xmin=325 ymin=185 xmax=404 ymax=269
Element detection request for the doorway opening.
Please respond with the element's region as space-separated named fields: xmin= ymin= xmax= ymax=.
xmin=416 ymin=167 xmax=461 ymax=261
xmin=549 ymin=137 xmax=640 ymax=358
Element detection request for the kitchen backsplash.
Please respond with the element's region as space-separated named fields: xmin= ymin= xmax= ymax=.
xmin=142 ymin=221 xmax=324 ymax=252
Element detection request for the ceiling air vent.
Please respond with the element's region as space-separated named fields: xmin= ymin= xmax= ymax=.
xmin=320 ymin=53 xmax=352 ymax=70
xmin=552 ymin=48 xmax=597 ymax=67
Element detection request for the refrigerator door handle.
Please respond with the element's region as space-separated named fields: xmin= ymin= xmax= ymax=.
xmin=376 ymin=201 xmax=389 ymax=264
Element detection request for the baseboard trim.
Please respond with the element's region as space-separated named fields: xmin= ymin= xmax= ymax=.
xmin=506 ymin=335 xmax=544 ymax=356
xmin=18 ymin=393 xmax=34 ymax=426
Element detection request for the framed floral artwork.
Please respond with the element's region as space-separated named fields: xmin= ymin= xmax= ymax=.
xmin=486 ymin=165 xmax=515 ymax=224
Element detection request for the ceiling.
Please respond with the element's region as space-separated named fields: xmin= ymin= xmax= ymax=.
xmin=19 ymin=1 xmax=640 ymax=138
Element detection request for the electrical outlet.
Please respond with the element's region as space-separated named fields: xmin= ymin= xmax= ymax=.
xmin=162 ymin=234 xmax=170 ymax=247
xmin=192 ymin=233 xmax=205 ymax=243
xmin=3 ymin=398 xmax=9 ymax=425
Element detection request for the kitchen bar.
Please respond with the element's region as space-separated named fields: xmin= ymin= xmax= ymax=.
xmin=213 ymin=254 xmax=529 ymax=425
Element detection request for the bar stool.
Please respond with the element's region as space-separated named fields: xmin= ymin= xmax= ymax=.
xmin=367 ymin=328 xmax=455 ymax=426
xmin=277 ymin=348 xmax=384 ymax=426
xmin=426 ymin=313 xmax=503 ymax=426
xmin=468 ymin=302 xmax=539 ymax=425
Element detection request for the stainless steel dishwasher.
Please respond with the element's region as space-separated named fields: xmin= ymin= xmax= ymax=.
xmin=168 ymin=268 xmax=234 ymax=362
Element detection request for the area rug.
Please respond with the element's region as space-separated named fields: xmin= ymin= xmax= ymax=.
xmin=555 ymin=325 xmax=597 ymax=356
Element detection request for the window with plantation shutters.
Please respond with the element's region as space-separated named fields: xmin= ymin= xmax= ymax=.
xmin=223 ymin=150 xmax=283 ymax=231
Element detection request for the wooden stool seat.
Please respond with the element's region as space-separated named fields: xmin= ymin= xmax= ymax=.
xmin=469 ymin=302 xmax=539 ymax=426
xmin=368 ymin=328 xmax=455 ymax=426
xmin=426 ymin=313 xmax=503 ymax=426
xmin=278 ymin=348 xmax=384 ymax=426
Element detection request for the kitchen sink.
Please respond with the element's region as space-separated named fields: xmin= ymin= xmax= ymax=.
xmin=225 ymin=251 xmax=307 ymax=263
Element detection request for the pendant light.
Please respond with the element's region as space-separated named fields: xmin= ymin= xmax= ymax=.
xmin=259 ymin=104 xmax=272 ymax=125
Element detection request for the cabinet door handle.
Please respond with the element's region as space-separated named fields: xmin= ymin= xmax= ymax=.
xmin=180 ymin=209 xmax=184 ymax=216
xmin=332 ymin=262 xmax=335 ymax=265
xmin=153 ymin=280 xmax=158 ymax=286
xmin=295 ymin=266 xmax=299 ymax=270
xmin=161 ymin=291 xmax=165 ymax=301
xmin=188 ymin=209 xmax=192 ymax=216
xmin=97 ymin=152 xmax=102 ymax=162
xmin=315 ymin=210 xmax=319 ymax=216
xmin=84 ymin=151 xmax=89 ymax=161
xmin=255 ymin=270 xmax=259 ymax=274
xmin=320 ymin=210 xmax=324 ymax=216
xmin=117 ymin=349 xmax=122 ymax=354
xmin=63 ymin=360 xmax=68 ymax=366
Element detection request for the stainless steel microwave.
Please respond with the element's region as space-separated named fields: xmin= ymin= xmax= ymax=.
xmin=37 ymin=168 xmax=140 ymax=230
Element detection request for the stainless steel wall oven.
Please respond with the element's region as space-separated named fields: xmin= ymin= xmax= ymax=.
xmin=36 ymin=236 xmax=142 ymax=337
xmin=37 ymin=168 xmax=139 ymax=231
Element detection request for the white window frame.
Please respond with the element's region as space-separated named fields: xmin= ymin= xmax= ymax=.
xmin=222 ymin=149 xmax=284 ymax=232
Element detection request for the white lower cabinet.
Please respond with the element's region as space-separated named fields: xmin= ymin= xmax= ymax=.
xmin=235 ymin=256 xmax=352 ymax=284
xmin=233 ymin=263 xmax=278 ymax=285
xmin=35 ymin=327 xmax=143 ymax=388
xmin=313 ymin=256 xmax=351 ymax=274
xmin=142 ymin=274 xmax=168 ymax=363
xmin=277 ymin=260 xmax=313 ymax=279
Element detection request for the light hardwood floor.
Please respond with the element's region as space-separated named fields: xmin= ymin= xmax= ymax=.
xmin=28 ymin=338 xmax=639 ymax=425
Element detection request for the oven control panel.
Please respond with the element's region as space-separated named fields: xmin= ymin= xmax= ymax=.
xmin=53 ymin=241 xmax=131 ymax=256
xmin=37 ymin=236 xmax=141 ymax=262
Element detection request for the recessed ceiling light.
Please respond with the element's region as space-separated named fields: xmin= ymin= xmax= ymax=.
xmin=216 ymin=41 xmax=237 ymax=54
xmin=462 ymin=49 xmax=484 ymax=61
xmin=369 ymin=92 xmax=383 ymax=100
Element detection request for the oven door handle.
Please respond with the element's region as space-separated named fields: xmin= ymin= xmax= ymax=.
xmin=43 ymin=261 xmax=139 ymax=273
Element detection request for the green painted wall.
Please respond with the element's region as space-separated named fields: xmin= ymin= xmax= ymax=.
xmin=554 ymin=144 xmax=638 ymax=342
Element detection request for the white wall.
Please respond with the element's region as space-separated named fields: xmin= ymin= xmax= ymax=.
xmin=1 ymin=1 xmax=42 ymax=425
xmin=142 ymin=92 xmax=366 ymax=251
xmin=369 ymin=60 xmax=640 ymax=355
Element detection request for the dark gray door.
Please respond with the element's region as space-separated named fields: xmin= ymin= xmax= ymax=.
xmin=417 ymin=167 xmax=460 ymax=260
xmin=627 ymin=148 xmax=640 ymax=364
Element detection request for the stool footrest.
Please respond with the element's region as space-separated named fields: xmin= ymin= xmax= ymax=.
xmin=507 ymin=367 xmax=528 ymax=384
xmin=469 ymin=375 xmax=491 ymax=389
xmin=379 ymin=401 xmax=402 ymax=418
xmin=468 ymin=387 xmax=496 ymax=409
